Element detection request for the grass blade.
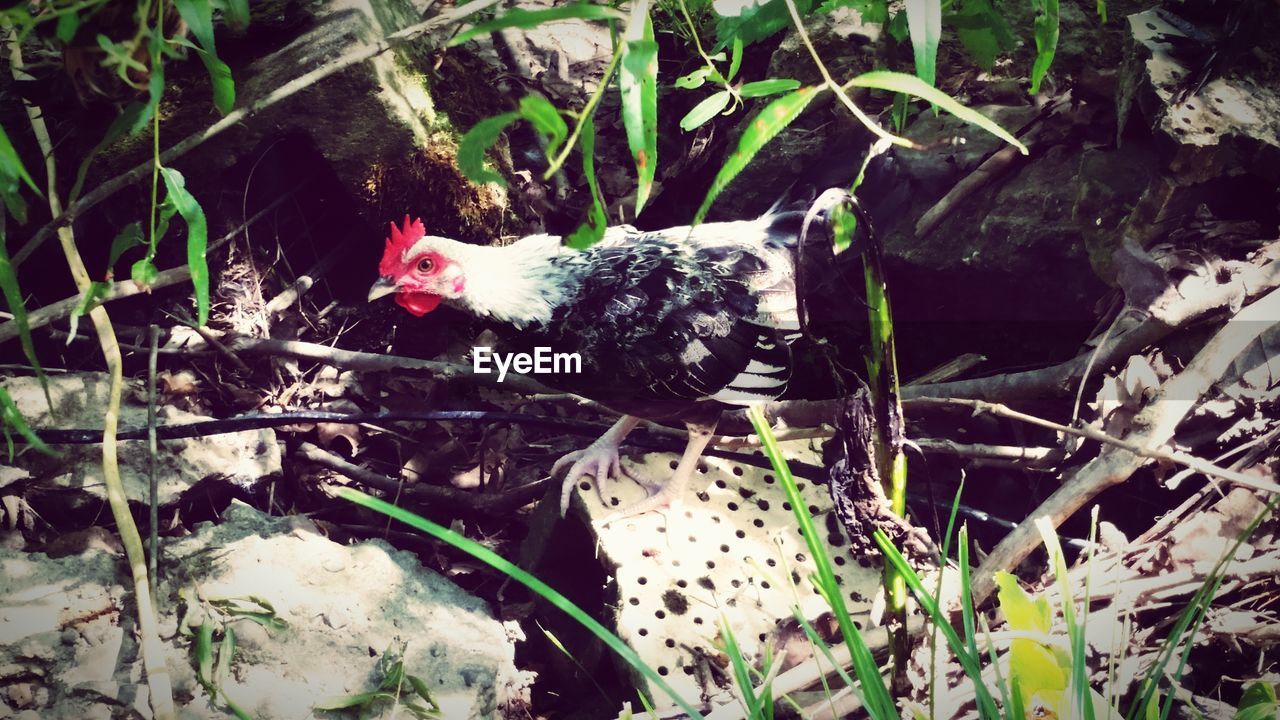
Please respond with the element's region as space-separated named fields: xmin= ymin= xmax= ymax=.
xmin=336 ymin=487 xmax=706 ymax=719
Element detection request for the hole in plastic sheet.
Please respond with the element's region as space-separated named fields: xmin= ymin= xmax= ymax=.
xmin=730 ymin=579 xmax=741 ymax=588
xmin=579 ymin=481 xmax=591 ymax=491
xmin=795 ymin=483 xmax=805 ymax=491
xmin=683 ymin=665 xmax=695 ymax=675
xmin=639 ymin=627 xmax=649 ymax=636
xmin=719 ymin=544 xmax=730 ymax=553
xmin=706 ymin=560 xmax=716 ymax=569
xmin=1203 ymin=126 xmax=1216 ymax=134
xmin=727 ymin=502 xmax=739 ymax=511
xmin=808 ymin=505 xmax=819 ymax=515
xmin=696 ymin=463 xmax=708 ymax=473
xmin=761 ymin=580 xmax=771 ymax=589
xmin=834 ymin=556 xmax=846 ymax=566
xmin=763 ymin=474 xmax=775 ymax=484
xmin=732 ymin=466 xmax=744 ymax=476
xmin=629 ymin=597 xmax=640 ymax=605
xmin=669 ymin=459 xmax=679 ymax=470
xmin=658 ymin=666 xmax=668 ymax=676
xmin=766 ymin=558 xmax=777 ymax=567
xmin=753 ymin=519 xmax=764 ymax=528
xmin=609 ymin=497 xmax=619 ymax=506
xmin=757 ymin=500 xmax=770 ymax=511
xmin=696 ymin=491 xmax=710 ymax=502
xmin=693 ymin=616 xmax=704 ymax=625
xmin=715 ymin=479 xmax=728 ymax=489
xmin=697 ymin=576 xmax=715 ymax=590
xmin=735 ymin=530 xmax=746 ymax=539
xmin=783 ymin=502 xmax=792 ymax=511
xmin=638 ymin=576 xmax=648 ymax=585
xmin=655 ymin=610 xmax=666 ymax=619
xmin=665 ymin=638 xmax=676 ymax=648
xmin=676 ymin=579 xmax=688 ymax=588
xmin=757 ymin=633 xmax=767 ymax=642
xmin=795 ymin=553 xmax=806 ymax=562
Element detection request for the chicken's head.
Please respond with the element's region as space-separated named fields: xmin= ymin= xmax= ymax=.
xmin=368 ymin=215 xmax=466 ymax=316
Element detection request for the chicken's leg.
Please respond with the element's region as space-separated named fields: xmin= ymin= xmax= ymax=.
xmin=597 ymin=419 xmax=717 ymax=527
xmin=553 ymin=415 xmax=642 ymax=515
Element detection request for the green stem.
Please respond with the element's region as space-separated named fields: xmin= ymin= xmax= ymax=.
xmin=543 ymin=40 xmax=622 ymax=179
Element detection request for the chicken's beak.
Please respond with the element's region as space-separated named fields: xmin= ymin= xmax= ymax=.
xmin=367 ymin=277 xmax=398 ymax=302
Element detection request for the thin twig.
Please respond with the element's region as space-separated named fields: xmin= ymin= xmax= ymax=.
xmin=912 ymin=396 xmax=1280 ymax=495
xmin=970 ymin=286 xmax=1280 ymax=605
xmin=0 ymin=191 xmax=298 ymax=345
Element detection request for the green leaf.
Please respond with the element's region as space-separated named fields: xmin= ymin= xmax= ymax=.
xmin=619 ymin=13 xmax=658 ymax=212
xmin=107 ymin=222 xmax=145 ymax=275
xmin=0 ymin=124 xmax=40 ymax=196
xmin=0 ymin=216 xmax=49 ymax=411
xmin=905 ymin=0 xmax=941 ymax=86
xmin=449 ymin=3 xmax=626 ymax=47
xmin=197 ymin=50 xmax=236 ymax=114
xmin=195 ymin=620 xmax=215 ymax=691
xmin=517 ymin=94 xmax=567 ymax=160
xmin=738 ymin=78 xmax=801 ymax=98
xmin=727 ymin=35 xmax=743 ymax=82
xmin=566 ymin=114 xmax=606 ymax=250
xmin=55 ymin=11 xmax=80 ymax=43
xmin=131 ymin=258 xmax=160 ymax=288
xmin=694 ymin=86 xmax=820 ymax=222
xmin=675 ymin=66 xmax=713 ymax=89
xmin=995 ymin=572 xmax=1051 ymax=633
xmin=218 ymin=0 xmax=251 ymax=29
xmin=174 ymin=0 xmax=236 ymax=113
xmin=1029 ymin=0 xmax=1059 ymax=93
xmin=714 ymin=0 xmax=817 ymax=49
xmin=1236 ymin=682 xmax=1278 ymax=720
xmin=846 ymin=71 xmax=1027 ymax=153
xmin=0 ymin=387 xmax=52 ymax=460
xmin=887 ymin=9 xmax=909 ymax=41
xmin=680 ymin=90 xmax=732 ymax=131
xmin=174 ymin=0 xmax=217 ymax=55
xmin=457 ymin=112 xmax=519 ymax=186
xmin=69 ymin=281 xmax=111 ymax=342
xmin=159 ymin=167 xmax=210 ymax=326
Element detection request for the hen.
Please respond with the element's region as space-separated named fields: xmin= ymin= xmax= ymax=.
xmin=369 ymin=207 xmax=822 ymax=520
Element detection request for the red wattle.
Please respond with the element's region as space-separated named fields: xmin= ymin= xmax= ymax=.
xmin=396 ymin=292 xmax=443 ymax=317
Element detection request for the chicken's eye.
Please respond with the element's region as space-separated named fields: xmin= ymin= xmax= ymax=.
xmin=416 ymin=257 xmax=435 ymax=273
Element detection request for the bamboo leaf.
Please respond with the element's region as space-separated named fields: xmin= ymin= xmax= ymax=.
xmin=174 ymin=0 xmax=235 ymax=113
xmin=107 ymin=222 xmax=145 ymax=274
xmin=68 ymin=281 xmax=111 ymax=343
xmin=675 ymin=66 xmax=713 ymax=89
xmin=566 ymin=114 xmax=606 ymax=249
xmin=619 ymin=8 xmax=658 ymax=213
xmin=0 ymin=386 xmax=51 ymax=459
xmin=905 ymin=0 xmax=942 ymax=86
xmin=738 ymin=78 xmax=800 ymax=98
xmin=847 ymin=71 xmax=1027 ymax=153
xmin=159 ymin=168 xmax=210 ymax=326
xmin=517 ymin=94 xmax=567 ymax=160
xmin=449 ymin=4 xmax=625 ymax=46
xmin=0 ymin=124 xmax=39 ymax=196
xmin=457 ymin=112 xmax=519 ymax=186
xmin=0 ymin=213 xmax=49 ymax=410
xmin=680 ymin=90 xmax=732 ymax=131
xmin=1029 ymin=0 xmax=1060 ymax=93
xmin=694 ymin=86 xmax=820 ymax=222
xmin=727 ymin=35 xmax=743 ymax=81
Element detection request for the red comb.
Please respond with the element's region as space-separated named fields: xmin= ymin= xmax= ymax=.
xmin=380 ymin=215 xmax=427 ymax=278
xmin=386 ymin=215 xmax=426 ymax=254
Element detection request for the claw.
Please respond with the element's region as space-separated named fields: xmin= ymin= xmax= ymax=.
xmin=554 ymin=416 xmax=641 ymax=516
